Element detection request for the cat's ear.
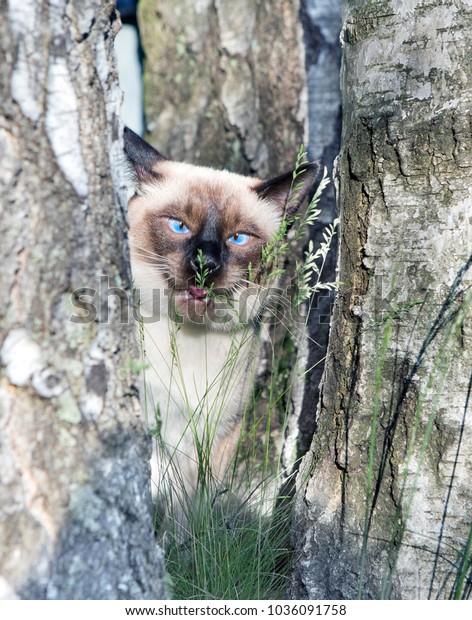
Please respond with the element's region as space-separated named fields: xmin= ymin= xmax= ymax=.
xmin=254 ymin=162 xmax=320 ymax=216
xmin=123 ymin=127 xmax=167 ymax=186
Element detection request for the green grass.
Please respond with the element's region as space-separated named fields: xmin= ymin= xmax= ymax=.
xmin=152 ymin=333 xmax=304 ymax=599
xmin=163 ymin=483 xmax=294 ymax=599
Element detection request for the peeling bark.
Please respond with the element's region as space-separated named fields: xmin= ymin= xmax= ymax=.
xmin=291 ymin=0 xmax=472 ymax=600
xmin=0 ymin=0 xmax=165 ymax=599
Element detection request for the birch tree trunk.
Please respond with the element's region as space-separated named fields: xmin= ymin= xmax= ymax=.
xmin=291 ymin=0 xmax=472 ymax=600
xmin=0 ymin=0 xmax=164 ymax=599
xmin=139 ymin=0 xmax=306 ymax=177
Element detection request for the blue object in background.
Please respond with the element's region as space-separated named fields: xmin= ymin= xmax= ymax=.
xmin=115 ymin=0 xmax=144 ymax=136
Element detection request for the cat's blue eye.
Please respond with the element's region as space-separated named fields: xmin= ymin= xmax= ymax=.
xmin=228 ymin=233 xmax=250 ymax=246
xmin=168 ymin=218 xmax=190 ymax=234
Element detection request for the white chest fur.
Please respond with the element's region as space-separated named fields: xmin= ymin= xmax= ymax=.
xmin=141 ymin=318 xmax=259 ymax=502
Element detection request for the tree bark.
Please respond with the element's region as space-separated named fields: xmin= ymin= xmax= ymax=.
xmin=291 ymin=0 xmax=472 ymax=600
xmin=0 ymin=0 xmax=165 ymax=599
xmin=139 ymin=0 xmax=306 ymax=177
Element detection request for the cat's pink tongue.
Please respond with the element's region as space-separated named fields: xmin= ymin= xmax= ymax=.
xmin=188 ymin=285 xmax=207 ymax=300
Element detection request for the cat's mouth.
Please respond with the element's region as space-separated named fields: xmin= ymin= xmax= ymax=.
xmin=176 ymin=285 xmax=209 ymax=302
xmin=188 ymin=285 xmax=208 ymax=300
xmin=174 ymin=285 xmax=212 ymax=312
xmin=170 ymin=282 xmax=243 ymax=324
xmin=173 ymin=284 xmax=235 ymax=312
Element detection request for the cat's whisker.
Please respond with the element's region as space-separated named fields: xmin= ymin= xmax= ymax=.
xmin=237 ymin=278 xmax=295 ymax=304
xmin=129 ymin=242 xmax=168 ymax=262
xmin=228 ymin=284 xmax=292 ymax=315
xmin=231 ymin=282 xmax=318 ymax=346
xmin=132 ymin=253 xmax=167 ymax=264
xmin=233 ymin=282 xmax=297 ymax=315
xmin=239 ymin=278 xmax=263 ymax=288
xmin=233 ymin=284 xmax=321 ymax=346
xmin=133 ymin=258 xmax=168 ymax=269
xmin=131 ymin=248 xmax=169 ymax=264
xmin=133 ymin=259 xmax=168 ymax=271
xmin=129 ymin=240 xmax=166 ymax=255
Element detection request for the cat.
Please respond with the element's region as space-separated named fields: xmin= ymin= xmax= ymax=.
xmin=123 ymin=127 xmax=319 ymax=532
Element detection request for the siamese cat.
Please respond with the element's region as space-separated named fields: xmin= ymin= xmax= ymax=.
xmin=124 ymin=127 xmax=319 ymax=531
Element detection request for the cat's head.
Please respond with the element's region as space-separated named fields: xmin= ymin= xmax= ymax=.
xmin=124 ymin=127 xmax=319 ymax=330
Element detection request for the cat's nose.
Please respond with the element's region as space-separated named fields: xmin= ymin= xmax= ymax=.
xmin=190 ymin=242 xmax=221 ymax=275
xmin=190 ymin=255 xmax=220 ymax=275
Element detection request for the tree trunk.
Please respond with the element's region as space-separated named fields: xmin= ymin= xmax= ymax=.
xmin=291 ymin=0 xmax=472 ymax=600
xmin=0 ymin=0 xmax=165 ymax=599
xmin=139 ymin=0 xmax=306 ymax=177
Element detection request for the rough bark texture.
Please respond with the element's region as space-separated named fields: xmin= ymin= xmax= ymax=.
xmin=139 ymin=0 xmax=306 ymax=177
xmin=291 ymin=0 xmax=472 ymax=600
xmin=0 ymin=0 xmax=165 ymax=599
